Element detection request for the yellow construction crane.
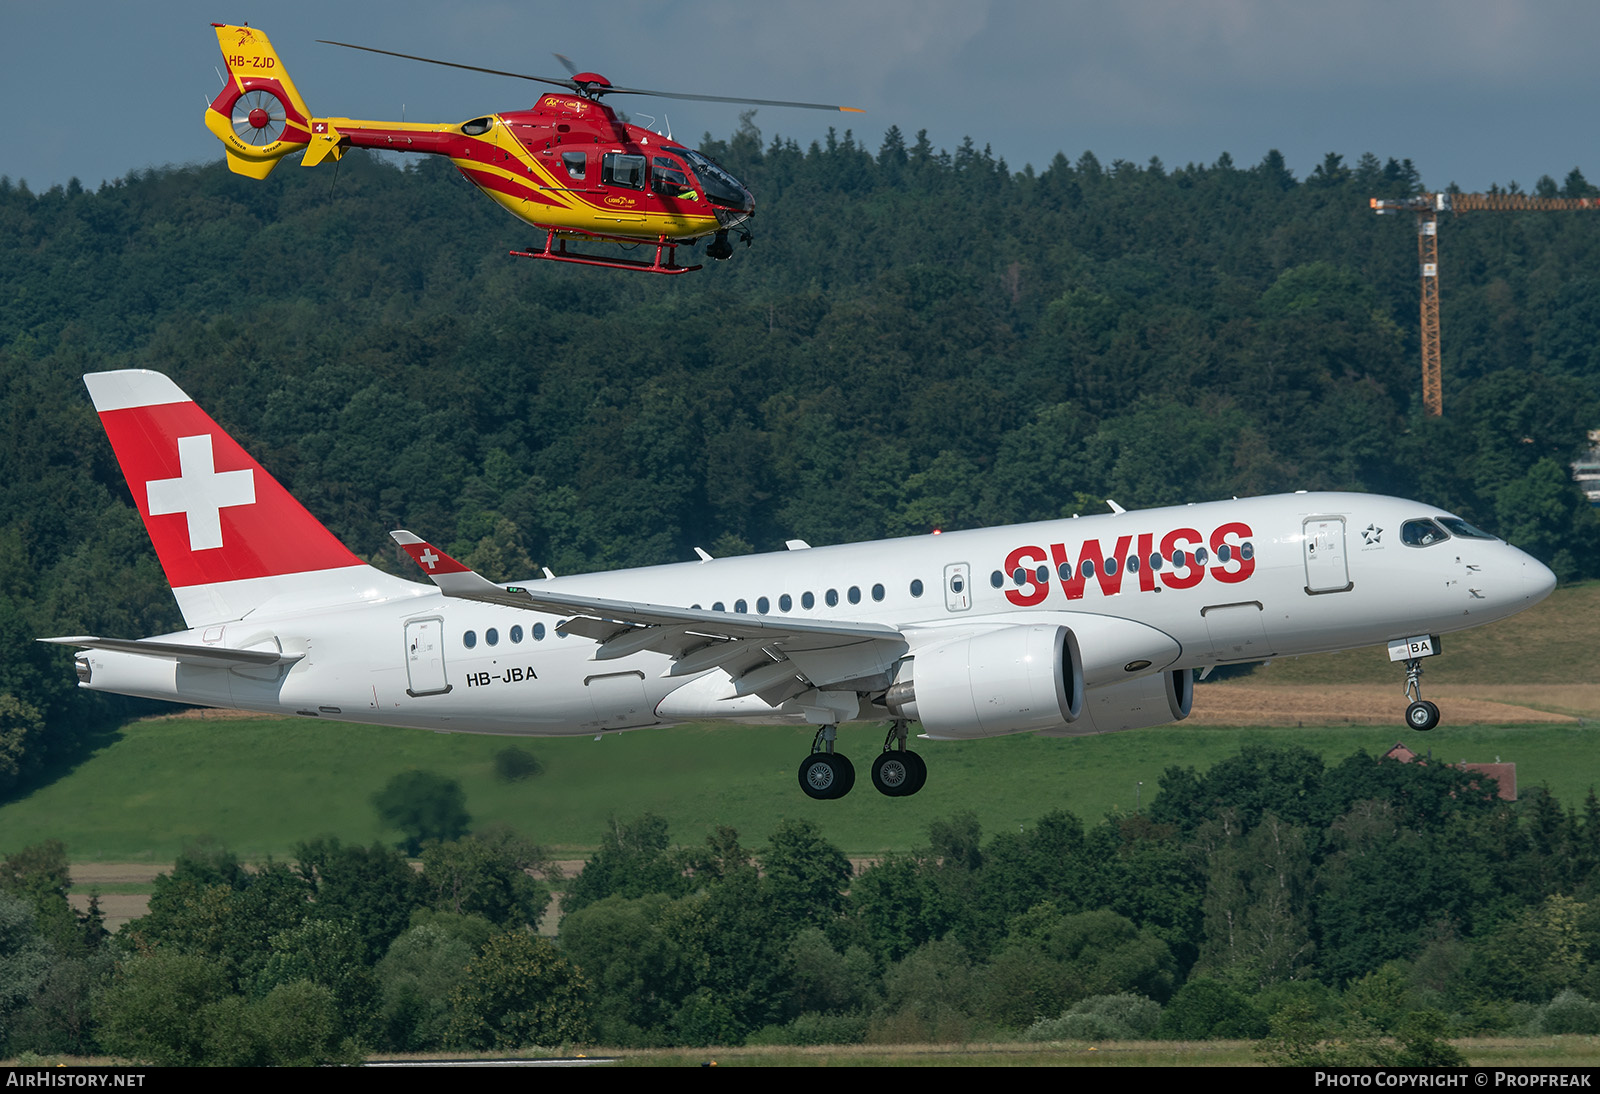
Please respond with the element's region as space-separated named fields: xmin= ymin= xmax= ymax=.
xmin=1370 ymin=192 xmax=1600 ymax=416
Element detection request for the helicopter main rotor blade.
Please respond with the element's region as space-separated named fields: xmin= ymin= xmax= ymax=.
xmin=319 ymin=39 xmax=862 ymax=113
xmin=317 ymin=40 xmax=575 ymax=92
xmin=603 ymin=86 xmax=863 ymax=112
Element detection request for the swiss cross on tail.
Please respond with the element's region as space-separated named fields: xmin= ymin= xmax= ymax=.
xmin=83 ymin=370 xmax=362 ymax=588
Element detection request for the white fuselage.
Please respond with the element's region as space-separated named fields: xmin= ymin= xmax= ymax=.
xmin=75 ymin=492 xmax=1555 ymax=738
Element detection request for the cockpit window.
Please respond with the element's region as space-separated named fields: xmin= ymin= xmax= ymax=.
xmin=1437 ymin=517 xmax=1497 ymax=541
xmin=461 ymin=117 xmax=494 ymax=136
xmin=681 ymin=148 xmax=749 ymax=209
xmin=1402 ymin=518 xmax=1450 ymax=547
xmin=651 ymin=156 xmax=696 ymax=199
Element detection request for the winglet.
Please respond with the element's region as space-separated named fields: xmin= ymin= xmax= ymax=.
xmin=391 ymin=530 xmax=472 ymax=576
xmin=391 ymin=530 xmax=535 ymax=608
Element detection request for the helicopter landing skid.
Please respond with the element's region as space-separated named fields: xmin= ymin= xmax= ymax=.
xmin=511 ymin=228 xmax=702 ymax=275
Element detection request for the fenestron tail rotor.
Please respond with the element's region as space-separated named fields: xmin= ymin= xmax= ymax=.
xmin=231 ymin=89 xmax=288 ymax=146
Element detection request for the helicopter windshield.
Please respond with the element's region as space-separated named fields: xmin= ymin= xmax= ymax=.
xmin=679 ymin=148 xmax=751 ymax=211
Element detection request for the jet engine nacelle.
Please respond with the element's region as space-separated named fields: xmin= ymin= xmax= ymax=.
xmin=887 ymin=624 xmax=1084 ymax=739
xmin=1038 ymin=668 xmax=1194 ymax=737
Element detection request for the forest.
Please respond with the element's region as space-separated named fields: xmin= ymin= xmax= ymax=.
xmin=5 ymin=744 xmax=1600 ymax=1063
xmin=1 ymin=125 xmax=1598 ymax=1060
xmin=0 ymin=126 xmax=1597 ymax=793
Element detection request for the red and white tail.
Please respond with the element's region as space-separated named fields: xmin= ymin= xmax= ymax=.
xmin=85 ymin=370 xmax=411 ymax=628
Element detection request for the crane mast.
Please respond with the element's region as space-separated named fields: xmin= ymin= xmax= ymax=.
xmin=1371 ymin=191 xmax=1600 ymax=416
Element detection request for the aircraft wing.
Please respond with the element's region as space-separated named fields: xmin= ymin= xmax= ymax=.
xmin=390 ymin=531 xmax=907 ymax=699
xmin=40 ymin=636 xmax=304 ymax=668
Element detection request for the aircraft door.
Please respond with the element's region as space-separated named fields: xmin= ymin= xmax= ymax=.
xmin=405 ymin=618 xmax=451 ymax=697
xmin=944 ymin=563 xmax=971 ymax=612
xmin=1303 ymin=518 xmax=1352 ymax=594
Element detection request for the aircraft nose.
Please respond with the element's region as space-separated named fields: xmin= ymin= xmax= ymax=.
xmin=1520 ymin=552 xmax=1557 ymax=605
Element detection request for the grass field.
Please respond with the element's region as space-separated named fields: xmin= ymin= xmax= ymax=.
xmin=2 ymin=714 xmax=1596 ymax=864
xmin=3 ymin=581 xmax=1595 ymax=864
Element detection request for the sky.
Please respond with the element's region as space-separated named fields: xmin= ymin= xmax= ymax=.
xmin=3 ymin=0 xmax=1598 ymax=194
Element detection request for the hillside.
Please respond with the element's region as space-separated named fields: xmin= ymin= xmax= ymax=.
xmin=1 ymin=134 xmax=1598 ymax=797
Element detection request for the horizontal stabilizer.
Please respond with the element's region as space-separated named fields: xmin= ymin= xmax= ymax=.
xmin=40 ymin=636 xmax=303 ymax=668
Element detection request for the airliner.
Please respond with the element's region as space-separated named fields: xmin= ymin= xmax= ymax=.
xmin=46 ymin=370 xmax=1557 ymax=799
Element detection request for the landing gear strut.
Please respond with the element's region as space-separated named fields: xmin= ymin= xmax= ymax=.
xmin=871 ymin=720 xmax=927 ymax=797
xmin=798 ymin=724 xmax=855 ymax=800
xmin=1402 ymin=658 xmax=1440 ymax=732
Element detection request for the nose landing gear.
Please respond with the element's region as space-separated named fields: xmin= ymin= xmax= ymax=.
xmin=1402 ymin=657 xmax=1440 ymax=732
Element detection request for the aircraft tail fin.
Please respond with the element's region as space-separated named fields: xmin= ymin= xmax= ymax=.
xmin=84 ymin=370 xmax=411 ymax=628
xmin=203 ymin=24 xmax=318 ymax=179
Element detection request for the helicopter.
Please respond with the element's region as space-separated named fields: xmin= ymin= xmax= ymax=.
xmin=203 ymin=23 xmax=861 ymax=274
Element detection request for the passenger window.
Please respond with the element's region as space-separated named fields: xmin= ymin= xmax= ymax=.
xmin=872 ymin=583 xmax=885 ymax=602
xmin=461 ymin=117 xmax=494 ymax=135
xmin=826 ymin=589 xmax=839 ymax=607
xmin=712 ymin=602 xmax=725 ymax=612
xmin=562 ymin=151 xmax=587 ymax=180
xmin=735 ymin=599 xmax=748 ymax=613
xmin=910 ymin=579 xmax=924 ymax=597
xmin=1034 ymin=565 xmax=1049 ymax=584
xmin=802 ymin=591 xmax=815 ymax=610
xmin=757 ymin=596 xmax=770 ymax=614
xmin=533 ymin=623 xmax=545 ymax=640
xmin=848 ymin=586 xmax=862 ymax=605
xmin=602 ymin=153 xmax=646 ymax=189
xmin=990 ymin=571 xmax=1004 ymax=588
xmin=780 ymin=594 xmax=793 ymax=612
xmin=510 ymin=625 xmax=523 ymax=643
xmin=486 ymin=628 xmax=499 ymax=647
xmin=463 ymin=630 xmax=477 ymax=649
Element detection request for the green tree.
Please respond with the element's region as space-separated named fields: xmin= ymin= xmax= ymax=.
xmin=447 ymin=930 xmax=592 ymax=1049
xmin=372 ymin=770 xmax=471 ymax=854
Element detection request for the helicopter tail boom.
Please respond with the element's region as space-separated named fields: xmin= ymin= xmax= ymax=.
xmin=203 ymin=24 xmax=316 ymax=179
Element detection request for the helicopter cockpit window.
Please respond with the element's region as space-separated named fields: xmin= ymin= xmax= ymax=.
xmin=651 ymin=156 xmax=695 ymax=199
xmin=461 ymin=117 xmax=494 ymax=136
xmin=680 ymin=148 xmax=749 ymax=209
xmin=1401 ymin=518 xmax=1451 ymax=547
xmin=601 ymin=153 xmax=646 ymax=189
xmin=561 ymin=152 xmax=587 ymax=181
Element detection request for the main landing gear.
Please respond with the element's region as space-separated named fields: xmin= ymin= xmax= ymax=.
xmin=1401 ymin=657 xmax=1441 ymax=732
xmin=797 ymin=721 xmax=926 ymax=800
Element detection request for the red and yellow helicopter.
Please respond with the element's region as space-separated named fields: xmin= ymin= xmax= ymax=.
xmin=204 ymin=23 xmax=860 ymax=274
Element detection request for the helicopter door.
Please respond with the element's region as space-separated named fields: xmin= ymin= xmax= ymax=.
xmin=601 ymin=153 xmax=645 ymax=189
